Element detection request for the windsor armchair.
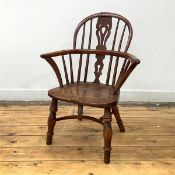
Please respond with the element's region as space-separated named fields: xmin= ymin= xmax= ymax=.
xmin=40 ymin=12 xmax=140 ymax=163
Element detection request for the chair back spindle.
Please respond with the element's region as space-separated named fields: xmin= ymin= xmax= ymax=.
xmin=69 ymin=54 xmax=74 ymax=83
xmin=77 ymin=23 xmax=86 ymax=83
xmin=62 ymin=55 xmax=69 ymax=85
xmin=84 ymin=19 xmax=93 ymax=83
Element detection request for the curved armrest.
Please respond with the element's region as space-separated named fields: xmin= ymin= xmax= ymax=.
xmin=40 ymin=49 xmax=140 ymax=93
xmin=40 ymin=49 xmax=140 ymax=65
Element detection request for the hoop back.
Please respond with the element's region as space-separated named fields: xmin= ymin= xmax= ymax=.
xmin=73 ymin=12 xmax=133 ymax=84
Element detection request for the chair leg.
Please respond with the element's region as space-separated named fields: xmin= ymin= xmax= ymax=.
xmin=46 ymin=98 xmax=58 ymax=145
xmin=78 ymin=105 xmax=83 ymax=121
xmin=103 ymin=108 xmax=113 ymax=164
xmin=112 ymin=106 xmax=125 ymax=132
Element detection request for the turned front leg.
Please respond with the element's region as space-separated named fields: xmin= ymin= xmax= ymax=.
xmin=103 ymin=108 xmax=113 ymax=164
xmin=46 ymin=98 xmax=58 ymax=145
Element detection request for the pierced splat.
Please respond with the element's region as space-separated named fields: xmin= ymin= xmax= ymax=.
xmin=94 ymin=16 xmax=112 ymax=83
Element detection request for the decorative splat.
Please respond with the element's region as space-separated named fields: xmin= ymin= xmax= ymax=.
xmin=94 ymin=16 xmax=112 ymax=83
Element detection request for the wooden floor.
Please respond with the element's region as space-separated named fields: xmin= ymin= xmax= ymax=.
xmin=0 ymin=103 xmax=175 ymax=175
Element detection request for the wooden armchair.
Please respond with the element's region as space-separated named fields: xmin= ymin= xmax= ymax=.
xmin=40 ymin=12 xmax=140 ymax=163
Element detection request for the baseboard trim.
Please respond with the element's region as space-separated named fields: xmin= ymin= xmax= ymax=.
xmin=0 ymin=89 xmax=175 ymax=102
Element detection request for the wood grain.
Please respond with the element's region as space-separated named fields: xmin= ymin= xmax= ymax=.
xmin=0 ymin=161 xmax=174 ymax=175
xmin=0 ymin=104 xmax=174 ymax=174
xmin=0 ymin=115 xmax=174 ymax=125
xmin=0 ymin=135 xmax=175 ymax=147
xmin=1 ymin=125 xmax=174 ymax=136
xmin=0 ymin=146 xmax=175 ymax=161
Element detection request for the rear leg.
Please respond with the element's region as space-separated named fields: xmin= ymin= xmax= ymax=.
xmin=112 ymin=106 xmax=125 ymax=132
xmin=78 ymin=105 xmax=83 ymax=121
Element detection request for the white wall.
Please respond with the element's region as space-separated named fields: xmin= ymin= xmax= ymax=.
xmin=0 ymin=0 xmax=175 ymax=102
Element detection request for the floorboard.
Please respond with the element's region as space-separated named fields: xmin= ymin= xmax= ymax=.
xmin=0 ymin=104 xmax=174 ymax=175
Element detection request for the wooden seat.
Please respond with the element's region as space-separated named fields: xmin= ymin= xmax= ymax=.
xmin=40 ymin=12 xmax=140 ymax=164
xmin=49 ymin=83 xmax=119 ymax=108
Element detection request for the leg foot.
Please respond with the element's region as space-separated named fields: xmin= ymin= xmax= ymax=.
xmin=46 ymin=132 xmax=54 ymax=145
xmin=46 ymin=98 xmax=58 ymax=145
xmin=104 ymin=151 xmax=111 ymax=164
xmin=112 ymin=106 xmax=125 ymax=132
xmin=103 ymin=108 xmax=113 ymax=164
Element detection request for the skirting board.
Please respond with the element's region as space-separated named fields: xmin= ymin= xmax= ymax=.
xmin=0 ymin=89 xmax=175 ymax=102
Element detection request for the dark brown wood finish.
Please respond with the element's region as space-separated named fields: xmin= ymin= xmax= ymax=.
xmin=40 ymin=12 xmax=140 ymax=164
xmin=103 ymin=108 xmax=113 ymax=163
xmin=78 ymin=105 xmax=83 ymax=120
xmin=94 ymin=16 xmax=112 ymax=84
xmin=46 ymin=98 xmax=58 ymax=145
xmin=112 ymin=105 xmax=125 ymax=132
